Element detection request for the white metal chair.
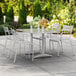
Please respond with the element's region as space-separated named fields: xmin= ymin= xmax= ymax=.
xmin=10 ymin=28 xmax=32 ymax=63
xmin=61 ymin=25 xmax=74 ymax=55
xmin=3 ymin=26 xmax=10 ymax=35
xmin=3 ymin=27 xmax=31 ymax=63
xmin=52 ymin=23 xmax=61 ymax=34
xmin=3 ymin=26 xmax=12 ymax=57
xmin=10 ymin=28 xmax=41 ymax=62
xmin=47 ymin=23 xmax=62 ymax=56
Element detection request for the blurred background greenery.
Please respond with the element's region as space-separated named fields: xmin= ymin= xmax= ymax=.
xmin=0 ymin=0 xmax=76 ymax=36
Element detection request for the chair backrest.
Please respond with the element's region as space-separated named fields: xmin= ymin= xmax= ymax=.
xmin=3 ymin=26 xmax=10 ymax=35
xmin=52 ymin=23 xmax=61 ymax=33
xmin=62 ymin=25 xmax=73 ymax=33
xmin=10 ymin=28 xmax=16 ymax=35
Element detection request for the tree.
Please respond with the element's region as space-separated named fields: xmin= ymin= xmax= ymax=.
xmin=68 ymin=0 xmax=76 ymax=27
xmin=33 ymin=0 xmax=42 ymax=18
xmin=9 ymin=0 xmax=20 ymax=16
xmin=24 ymin=0 xmax=33 ymax=16
xmin=0 ymin=7 xmax=3 ymax=24
xmin=42 ymin=1 xmax=52 ymax=20
xmin=6 ymin=4 xmax=14 ymax=22
xmin=0 ymin=0 xmax=4 ymax=2
xmin=19 ymin=0 xmax=27 ymax=24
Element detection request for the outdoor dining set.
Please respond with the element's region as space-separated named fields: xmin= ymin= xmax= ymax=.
xmin=2 ymin=23 xmax=74 ymax=63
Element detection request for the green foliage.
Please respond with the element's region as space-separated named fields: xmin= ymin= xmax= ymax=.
xmin=19 ymin=24 xmax=30 ymax=29
xmin=0 ymin=7 xmax=3 ymax=24
xmin=0 ymin=0 xmax=76 ymax=30
xmin=33 ymin=15 xmax=41 ymax=22
xmin=24 ymin=0 xmax=33 ymax=16
xmin=67 ymin=1 xmax=76 ymax=27
xmin=0 ymin=24 xmax=5 ymax=35
xmin=42 ymin=1 xmax=52 ymax=20
xmin=6 ymin=4 xmax=14 ymax=22
xmin=73 ymin=32 xmax=76 ymax=38
xmin=0 ymin=0 xmax=4 ymax=2
xmin=32 ymin=15 xmax=41 ymax=26
xmin=48 ymin=0 xmax=76 ymax=29
xmin=19 ymin=0 xmax=27 ymax=25
xmin=73 ymin=28 xmax=76 ymax=33
xmin=9 ymin=0 xmax=20 ymax=16
xmin=33 ymin=0 xmax=42 ymax=18
xmin=19 ymin=23 xmax=37 ymax=29
xmin=4 ymin=22 xmax=13 ymax=29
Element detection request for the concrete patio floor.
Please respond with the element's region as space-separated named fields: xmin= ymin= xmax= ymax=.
xmin=0 ymin=34 xmax=76 ymax=76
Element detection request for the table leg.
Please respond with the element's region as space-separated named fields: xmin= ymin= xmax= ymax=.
xmin=33 ymin=33 xmax=52 ymax=59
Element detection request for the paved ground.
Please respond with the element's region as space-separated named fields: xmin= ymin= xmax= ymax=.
xmin=0 ymin=34 xmax=76 ymax=76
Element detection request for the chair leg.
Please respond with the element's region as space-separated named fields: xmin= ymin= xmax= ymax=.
xmin=49 ymin=40 xmax=52 ymax=53
xmin=39 ymin=40 xmax=41 ymax=52
xmin=69 ymin=39 xmax=75 ymax=56
xmin=13 ymin=42 xmax=19 ymax=63
xmin=52 ymin=41 xmax=54 ymax=51
xmin=19 ymin=41 xmax=22 ymax=54
xmin=30 ymin=42 xmax=34 ymax=61
xmin=49 ymin=41 xmax=51 ymax=51
xmin=28 ymin=44 xmax=31 ymax=59
xmin=12 ymin=41 xmax=17 ymax=63
xmin=9 ymin=41 xmax=15 ymax=59
xmin=45 ymin=38 xmax=46 ymax=52
xmin=50 ymin=40 xmax=55 ymax=52
xmin=60 ymin=40 xmax=63 ymax=53
xmin=29 ymin=42 xmax=34 ymax=60
xmin=57 ymin=41 xmax=61 ymax=56
xmin=60 ymin=34 xmax=63 ymax=53
xmin=13 ymin=50 xmax=17 ymax=63
xmin=7 ymin=40 xmax=12 ymax=58
xmin=3 ymin=38 xmax=7 ymax=56
xmin=31 ymin=46 xmax=34 ymax=61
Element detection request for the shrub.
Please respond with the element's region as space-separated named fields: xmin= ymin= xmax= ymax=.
xmin=19 ymin=0 xmax=27 ymax=24
xmin=73 ymin=28 xmax=76 ymax=34
xmin=0 ymin=0 xmax=4 ymax=2
xmin=19 ymin=24 xmax=30 ymax=29
xmin=32 ymin=15 xmax=41 ymax=25
xmin=18 ymin=23 xmax=38 ymax=29
xmin=11 ymin=21 xmax=20 ymax=29
xmin=73 ymin=14 xmax=76 ymax=27
xmin=0 ymin=7 xmax=3 ymax=24
xmin=0 ymin=23 xmax=13 ymax=35
xmin=33 ymin=0 xmax=42 ymax=18
xmin=0 ymin=25 xmax=5 ymax=35
xmin=73 ymin=33 xmax=76 ymax=38
xmin=33 ymin=15 xmax=41 ymax=22
xmin=6 ymin=4 xmax=14 ymax=23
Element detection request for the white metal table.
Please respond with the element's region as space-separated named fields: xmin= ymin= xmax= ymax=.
xmin=30 ymin=32 xmax=52 ymax=61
